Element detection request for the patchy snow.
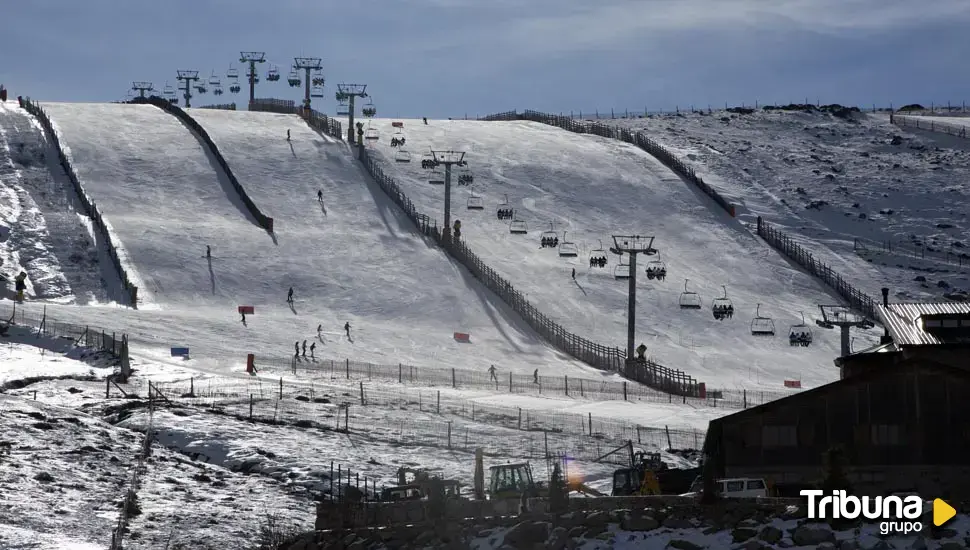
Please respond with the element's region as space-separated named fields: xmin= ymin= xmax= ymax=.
xmin=601 ymin=108 xmax=970 ymax=307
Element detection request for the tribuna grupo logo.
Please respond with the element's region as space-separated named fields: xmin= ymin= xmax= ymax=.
xmin=800 ymin=490 xmax=925 ymax=535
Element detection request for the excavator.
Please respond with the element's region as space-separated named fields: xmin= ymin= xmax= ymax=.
xmin=610 ymin=447 xmax=700 ymax=496
xmin=487 ymin=461 xmax=605 ymax=499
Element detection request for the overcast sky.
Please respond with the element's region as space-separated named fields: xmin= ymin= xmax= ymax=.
xmin=3 ymin=0 xmax=970 ymax=117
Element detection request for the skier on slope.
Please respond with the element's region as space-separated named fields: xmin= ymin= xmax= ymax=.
xmin=344 ymin=322 xmax=351 ymax=338
xmin=317 ymin=190 xmax=323 ymax=202
xmin=301 ymin=340 xmax=307 ymax=357
xmin=571 ymin=268 xmax=575 ymax=280
xmin=309 ymin=342 xmax=316 ymax=359
xmin=240 ymin=309 xmax=246 ymax=324
xmin=287 ymin=287 xmax=294 ymax=303
xmin=533 ymin=368 xmax=539 ymax=384
xmin=286 ymin=129 xmax=291 ymax=141
xmin=294 ymin=341 xmax=300 ymax=357
xmin=206 ymin=245 xmax=211 ymax=259
xmin=488 ymin=364 xmax=498 ymax=382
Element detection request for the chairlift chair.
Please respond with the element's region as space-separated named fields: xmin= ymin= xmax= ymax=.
xmin=679 ymin=279 xmax=702 ymax=309
xmin=287 ymin=70 xmax=301 ymax=87
xmin=467 ymin=191 xmax=484 ymax=210
xmin=788 ymin=312 xmax=813 ymax=347
xmin=496 ymin=194 xmax=514 ymax=220
xmin=750 ymin=304 xmax=776 ymax=336
xmin=588 ymin=239 xmax=608 ymax=268
xmin=457 ymin=166 xmax=474 ymax=185
xmin=208 ymin=72 xmax=220 ymax=87
xmin=711 ymin=285 xmax=734 ymax=320
xmin=195 ymin=82 xmax=207 ymax=94
xmin=645 ymin=253 xmax=667 ymax=280
xmin=539 ymin=223 xmax=559 ymax=249
xmin=246 ymin=69 xmax=260 ymax=83
xmin=267 ymin=66 xmax=280 ymax=82
xmin=213 ymin=86 xmax=223 ymax=96
xmin=364 ymin=125 xmax=379 ymax=140
xmin=558 ymin=231 xmax=579 ymax=257
xmin=394 ymin=149 xmax=412 ymax=163
xmin=336 ymin=100 xmax=350 ymax=116
xmin=362 ymin=101 xmax=377 ymax=117
xmin=310 ymin=85 xmax=324 ymax=98
xmin=613 ymin=255 xmax=631 ymax=280
xmin=311 ymin=76 xmax=325 ymax=87
xmin=509 ymin=218 xmax=528 ymax=234
xmin=428 ymin=169 xmax=445 ymax=185
xmin=226 ymin=65 xmax=239 ymax=80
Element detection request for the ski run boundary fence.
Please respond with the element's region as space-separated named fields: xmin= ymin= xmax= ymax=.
xmin=131 ymin=96 xmax=275 ymax=233
xmin=253 ymin=354 xmax=796 ymax=410
xmin=854 ymin=237 xmax=970 ymax=270
xmin=0 ymin=302 xmax=131 ymax=373
xmin=480 ymin=110 xmax=879 ymax=322
xmin=150 ymin=376 xmax=706 ymax=466
xmin=352 ymin=142 xmax=704 ymax=398
xmin=248 ymin=98 xmax=343 ymax=140
xmin=109 ymin=383 xmax=159 ymax=550
xmin=20 ymin=97 xmax=140 ymax=307
xmin=892 ymin=113 xmax=970 ymax=139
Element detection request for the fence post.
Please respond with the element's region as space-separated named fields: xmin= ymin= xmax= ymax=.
xmin=509 ymin=372 xmax=513 ymax=393
xmin=249 ymin=394 xmax=254 ymax=421
xmin=345 ymin=406 xmax=349 ymax=431
xmin=447 ymin=421 xmax=452 ymax=449
xmin=452 ymin=368 xmax=456 ymax=388
xmin=564 ymin=375 xmax=568 ymax=396
xmin=279 ymin=378 xmax=283 ymax=400
xmin=360 ymin=381 xmax=365 ymax=405
xmin=106 ymin=377 xmax=110 ymax=398
xmin=518 ymin=407 xmax=522 ymax=430
xmin=580 ymin=379 xmax=584 ymax=397
xmin=190 ymin=377 xmax=194 ymax=397
xmin=665 ymin=425 xmax=673 ymax=449
xmin=623 ymin=382 xmax=628 ymax=401
xmin=346 ymin=358 xmax=350 ymax=378
xmin=588 ymin=413 xmax=592 ymax=435
xmin=399 ymin=363 xmax=402 ymax=383
xmin=743 ymin=389 xmax=747 ymax=409
xmin=437 ymin=391 xmax=440 ymax=414
xmin=636 ymin=426 xmax=641 ymax=444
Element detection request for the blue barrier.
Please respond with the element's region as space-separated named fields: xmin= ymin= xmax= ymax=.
xmin=171 ymin=347 xmax=190 ymax=357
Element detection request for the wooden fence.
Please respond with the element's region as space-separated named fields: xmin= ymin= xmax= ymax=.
xmin=854 ymin=237 xmax=969 ymax=269
xmin=20 ymin=97 xmax=139 ymax=307
xmin=757 ymin=218 xmax=878 ymax=319
xmin=197 ymin=103 xmax=237 ymax=110
xmin=132 ymin=96 xmax=275 ymax=233
xmin=352 ymin=143 xmax=702 ymax=397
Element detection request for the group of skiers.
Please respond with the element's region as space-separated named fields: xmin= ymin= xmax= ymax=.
xmin=488 ymin=364 xmax=540 ymax=385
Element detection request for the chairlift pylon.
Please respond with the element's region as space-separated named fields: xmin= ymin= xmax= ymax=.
xmin=711 ymin=285 xmax=734 ymax=320
xmin=788 ymin=311 xmax=813 ymax=346
xmin=613 ymin=255 xmax=631 ymax=279
xmin=588 ymin=239 xmax=607 ymax=268
xmin=559 ymin=231 xmax=579 ymax=257
xmin=679 ymin=279 xmax=702 ymax=309
xmin=750 ymin=303 xmax=776 ymax=336
xmin=467 ymin=190 xmax=484 ymax=210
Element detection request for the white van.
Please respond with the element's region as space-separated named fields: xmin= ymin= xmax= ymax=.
xmin=681 ymin=477 xmax=770 ymax=498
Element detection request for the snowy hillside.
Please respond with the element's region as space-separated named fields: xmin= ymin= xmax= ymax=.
xmin=362 ymin=117 xmax=858 ymax=389
xmin=604 ymin=108 xmax=970 ymax=306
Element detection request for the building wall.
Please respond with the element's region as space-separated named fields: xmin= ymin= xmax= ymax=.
xmin=714 ymin=364 xmax=970 ymax=496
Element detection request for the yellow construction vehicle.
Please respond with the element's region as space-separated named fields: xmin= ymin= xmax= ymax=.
xmin=487 ymin=462 xmax=545 ymax=499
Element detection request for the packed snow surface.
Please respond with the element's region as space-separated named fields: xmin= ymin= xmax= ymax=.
xmin=361 ymin=117 xmax=869 ymax=390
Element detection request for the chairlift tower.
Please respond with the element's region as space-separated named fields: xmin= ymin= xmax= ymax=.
xmin=239 ymin=51 xmax=266 ymax=105
xmin=175 ymin=70 xmax=199 ymax=108
xmin=817 ymin=304 xmax=875 ymax=372
xmin=131 ymin=81 xmax=154 ymax=98
xmin=610 ymin=235 xmax=658 ymax=370
xmin=293 ymin=57 xmax=323 ymax=110
xmin=336 ymin=83 xmax=368 ymax=144
xmin=429 ymin=150 xmax=466 ymax=242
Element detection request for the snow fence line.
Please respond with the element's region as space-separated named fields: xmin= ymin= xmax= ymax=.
xmin=892 ymin=113 xmax=970 ymax=140
xmin=130 ymin=96 xmax=275 ymax=233
xmin=249 ymin=97 xmax=343 ymax=141
xmin=482 ymin=110 xmax=879 ymax=321
xmin=20 ymin=97 xmax=140 ymax=307
xmin=349 ymin=141 xmax=705 ymax=399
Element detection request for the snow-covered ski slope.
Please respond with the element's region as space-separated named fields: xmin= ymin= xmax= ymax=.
xmin=363 ymin=117 xmax=852 ymax=389
xmin=43 ymin=105 xmax=593 ymax=377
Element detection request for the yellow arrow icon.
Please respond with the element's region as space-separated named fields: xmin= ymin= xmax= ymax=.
xmin=934 ymin=498 xmax=956 ymax=526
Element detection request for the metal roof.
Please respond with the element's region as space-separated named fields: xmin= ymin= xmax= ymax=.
xmin=876 ymin=302 xmax=970 ymax=346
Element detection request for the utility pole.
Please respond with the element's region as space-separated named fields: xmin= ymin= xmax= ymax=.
xmin=610 ymin=235 xmax=658 ymax=373
xmin=239 ymin=51 xmax=266 ymax=106
xmin=131 ymin=81 xmax=154 ymax=98
xmin=336 ymin=84 xmax=368 ymax=144
xmin=818 ymin=303 xmax=877 ymax=376
xmin=428 ymin=150 xmax=467 ymax=243
xmin=293 ymin=57 xmax=323 ymax=110
xmin=175 ymin=70 xmax=199 ymax=108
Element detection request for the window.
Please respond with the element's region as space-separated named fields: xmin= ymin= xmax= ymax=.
xmin=724 ymin=480 xmax=745 ymax=492
xmin=747 ymin=479 xmax=766 ymax=490
xmin=871 ymin=424 xmax=901 ymax=445
xmin=762 ymin=425 xmax=797 ymax=447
